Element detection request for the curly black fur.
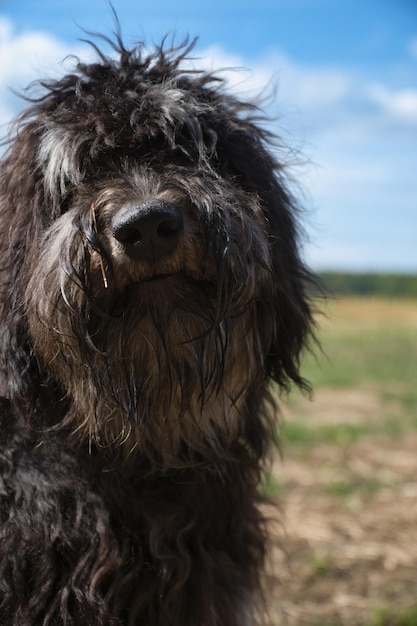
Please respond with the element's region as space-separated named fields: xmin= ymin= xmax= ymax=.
xmin=0 ymin=30 xmax=315 ymax=626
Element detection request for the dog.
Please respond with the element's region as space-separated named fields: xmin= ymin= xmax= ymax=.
xmin=0 ymin=30 xmax=314 ymax=626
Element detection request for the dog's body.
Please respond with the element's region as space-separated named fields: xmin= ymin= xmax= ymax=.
xmin=0 ymin=33 xmax=314 ymax=625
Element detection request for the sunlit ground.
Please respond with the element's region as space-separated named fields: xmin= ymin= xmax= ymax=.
xmin=266 ymin=297 xmax=417 ymax=626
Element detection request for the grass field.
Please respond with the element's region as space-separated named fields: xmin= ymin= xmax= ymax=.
xmin=266 ymin=297 xmax=417 ymax=626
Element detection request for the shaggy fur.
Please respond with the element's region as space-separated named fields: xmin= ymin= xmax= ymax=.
xmin=0 ymin=31 xmax=314 ymax=626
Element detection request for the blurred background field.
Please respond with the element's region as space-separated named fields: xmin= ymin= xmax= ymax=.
xmin=266 ymin=274 xmax=417 ymax=626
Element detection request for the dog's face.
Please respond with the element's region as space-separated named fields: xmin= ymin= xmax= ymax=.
xmin=0 ymin=39 xmax=313 ymax=464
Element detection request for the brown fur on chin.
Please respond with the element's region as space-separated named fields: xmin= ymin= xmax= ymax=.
xmin=0 ymin=29 xmax=315 ymax=626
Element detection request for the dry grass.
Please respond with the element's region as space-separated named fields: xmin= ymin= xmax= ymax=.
xmin=322 ymin=297 xmax=417 ymax=327
xmin=265 ymin=297 xmax=417 ymax=626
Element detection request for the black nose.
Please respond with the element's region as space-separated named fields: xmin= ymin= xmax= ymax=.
xmin=112 ymin=201 xmax=183 ymax=261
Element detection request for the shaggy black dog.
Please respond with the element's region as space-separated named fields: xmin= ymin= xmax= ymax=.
xmin=0 ymin=31 xmax=314 ymax=626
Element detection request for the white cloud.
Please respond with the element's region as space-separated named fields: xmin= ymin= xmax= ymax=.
xmin=367 ymin=84 xmax=417 ymax=124
xmin=0 ymin=18 xmax=88 ymax=127
xmin=185 ymin=45 xmax=354 ymax=115
xmin=192 ymin=44 xmax=417 ymax=141
xmin=263 ymin=53 xmax=353 ymax=109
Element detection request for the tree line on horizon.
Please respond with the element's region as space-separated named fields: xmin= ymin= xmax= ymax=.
xmin=316 ymin=272 xmax=417 ymax=298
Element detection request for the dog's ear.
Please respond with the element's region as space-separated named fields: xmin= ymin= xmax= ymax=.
xmin=0 ymin=122 xmax=48 ymax=404
xmin=215 ymin=126 xmax=315 ymax=391
xmin=261 ymin=180 xmax=315 ymax=392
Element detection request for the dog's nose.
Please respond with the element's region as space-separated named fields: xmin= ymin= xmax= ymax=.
xmin=112 ymin=201 xmax=183 ymax=261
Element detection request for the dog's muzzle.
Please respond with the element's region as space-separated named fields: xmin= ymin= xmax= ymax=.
xmin=112 ymin=201 xmax=183 ymax=261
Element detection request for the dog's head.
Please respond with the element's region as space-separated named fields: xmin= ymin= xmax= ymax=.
xmin=0 ymin=36 xmax=314 ymax=463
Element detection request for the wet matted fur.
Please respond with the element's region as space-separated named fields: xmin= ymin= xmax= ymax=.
xmin=0 ymin=30 xmax=315 ymax=626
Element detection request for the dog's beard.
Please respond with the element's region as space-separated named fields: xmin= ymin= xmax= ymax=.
xmin=25 ymin=220 xmax=268 ymax=466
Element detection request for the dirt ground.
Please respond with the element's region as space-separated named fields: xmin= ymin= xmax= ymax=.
xmin=265 ymin=387 xmax=417 ymax=626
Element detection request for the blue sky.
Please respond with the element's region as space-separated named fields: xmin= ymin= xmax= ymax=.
xmin=1 ymin=0 xmax=416 ymax=272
